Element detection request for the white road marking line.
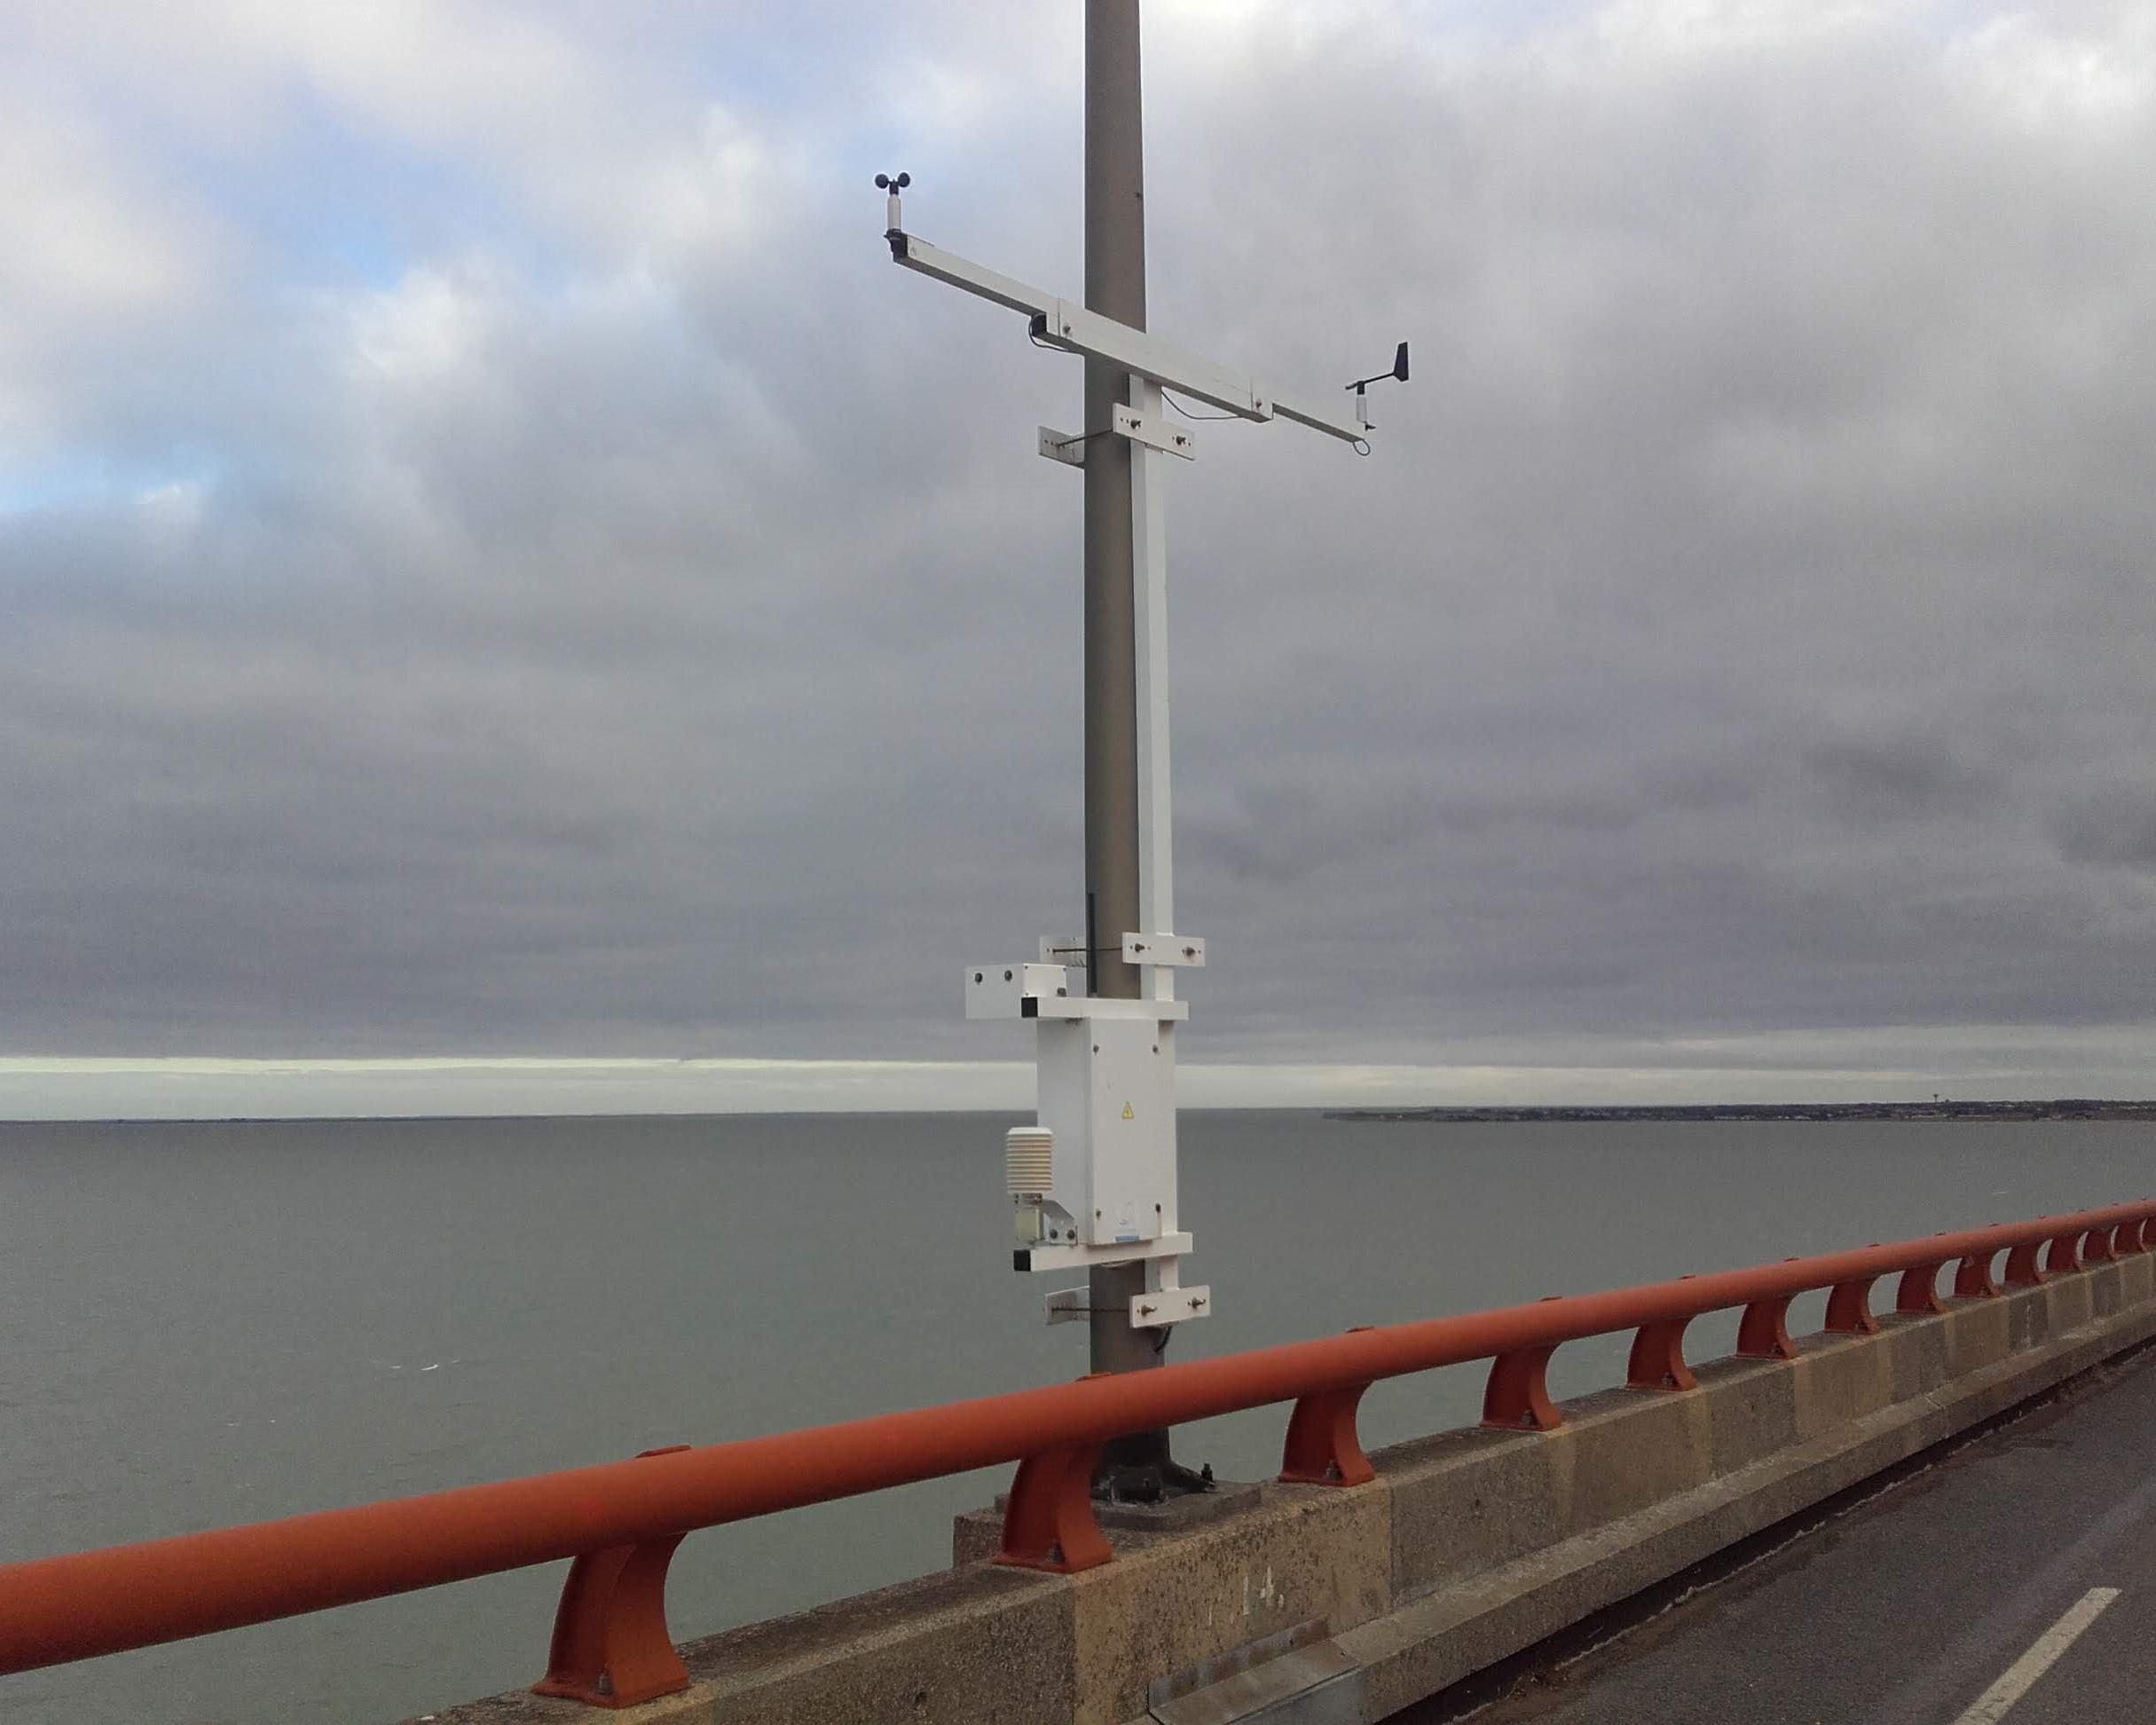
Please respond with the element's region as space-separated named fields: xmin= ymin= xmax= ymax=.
xmin=1952 ymin=1587 xmax=2121 ymax=1723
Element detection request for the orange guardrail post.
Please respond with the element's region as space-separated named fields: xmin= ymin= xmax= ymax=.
xmin=1482 ymin=1345 xmax=1561 ymax=1430
xmin=530 ymin=1447 xmax=691 ymax=1709
xmin=1894 ymin=1263 xmax=1947 ymax=1315
xmin=994 ymin=1445 xmax=1109 ymax=1571
xmin=1279 ymin=1388 xmax=1375 ymax=1485
xmin=1279 ymin=1327 xmax=1377 ymax=1486
xmin=1824 ymin=1274 xmax=1880 ymax=1335
xmin=1954 ymin=1250 xmax=2002 ymax=1298
xmin=1736 ymin=1292 xmax=1799 ymax=1359
xmin=532 ymin=1535 xmax=689 ymax=1707
xmin=1625 ymin=1317 xmax=1696 ymax=1391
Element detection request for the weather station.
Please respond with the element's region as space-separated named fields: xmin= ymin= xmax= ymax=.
xmin=876 ymin=0 xmax=1407 ymax=1501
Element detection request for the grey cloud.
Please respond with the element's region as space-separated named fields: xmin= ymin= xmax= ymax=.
xmin=1797 ymin=734 xmax=2003 ymax=823
xmin=4 ymin=2 xmax=2156 ymax=1091
xmin=2053 ymin=792 xmax=2156 ymax=873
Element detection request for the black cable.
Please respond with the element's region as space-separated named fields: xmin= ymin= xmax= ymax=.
xmin=1162 ymin=390 xmax=1239 ymax=421
xmin=1043 ymin=429 xmax=1115 ymax=455
xmin=1027 ymin=337 xmax=1240 ymax=429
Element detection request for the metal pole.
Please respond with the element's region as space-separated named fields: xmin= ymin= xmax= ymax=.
xmin=1083 ymin=0 xmax=1192 ymax=1495
xmin=1083 ymin=0 xmax=1144 ymax=1016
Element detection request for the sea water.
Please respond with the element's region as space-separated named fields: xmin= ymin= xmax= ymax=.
xmin=3 ymin=1111 xmax=2149 ymax=1722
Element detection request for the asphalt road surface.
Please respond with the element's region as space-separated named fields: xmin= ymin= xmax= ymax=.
xmin=1404 ymin=1344 xmax=2156 ymax=1725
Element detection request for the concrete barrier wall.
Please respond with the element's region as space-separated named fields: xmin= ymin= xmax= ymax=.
xmin=427 ymin=1256 xmax=2156 ymax=1725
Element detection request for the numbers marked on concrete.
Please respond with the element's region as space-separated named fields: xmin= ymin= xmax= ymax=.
xmin=1951 ymin=1587 xmax=2120 ymax=1723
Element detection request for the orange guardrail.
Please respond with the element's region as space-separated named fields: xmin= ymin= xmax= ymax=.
xmin=2 ymin=1201 xmax=2151 ymax=1707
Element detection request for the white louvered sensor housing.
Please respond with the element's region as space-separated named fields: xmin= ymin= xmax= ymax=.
xmin=1005 ymin=1126 xmax=1054 ymax=1197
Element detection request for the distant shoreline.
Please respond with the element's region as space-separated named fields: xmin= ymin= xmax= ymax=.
xmin=1322 ymin=1100 xmax=2156 ymax=1123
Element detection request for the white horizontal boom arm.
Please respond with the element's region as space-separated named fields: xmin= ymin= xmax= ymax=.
xmin=888 ymin=232 xmax=1365 ymax=445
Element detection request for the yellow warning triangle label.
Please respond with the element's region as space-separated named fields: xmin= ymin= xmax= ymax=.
xmin=1121 ymin=1102 xmax=1135 ymax=1120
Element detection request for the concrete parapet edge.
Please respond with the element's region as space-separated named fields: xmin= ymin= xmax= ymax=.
xmin=416 ymin=1274 xmax=2156 ymax=1725
xmin=1342 ymin=1291 xmax=2156 ymax=1718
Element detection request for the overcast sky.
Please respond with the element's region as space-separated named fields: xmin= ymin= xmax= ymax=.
xmin=4 ymin=1 xmax=2154 ymax=1115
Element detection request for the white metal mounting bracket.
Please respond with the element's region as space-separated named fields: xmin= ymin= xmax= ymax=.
xmin=1039 ymin=411 xmax=1192 ymax=467
xmin=1014 ymin=1231 xmax=1194 ymax=1273
xmin=965 ymin=962 xmax=1188 ymax=1020
xmin=1112 ymin=403 xmax=1195 ymax=460
xmin=1027 ymin=994 xmax=1188 ymax=1021
xmin=1122 ymin=933 xmax=1205 ymax=967
xmin=1044 ymin=1287 xmax=1089 ymax=1325
xmin=1130 ymin=1288 xmax=1213 ymax=1325
xmin=1132 ymin=1252 xmax=1209 ymax=1327
xmin=1043 ymin=1272 xmax=1211 ymax=1327
xmin=1038 ymin=426 xmax=1087 ymax=469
